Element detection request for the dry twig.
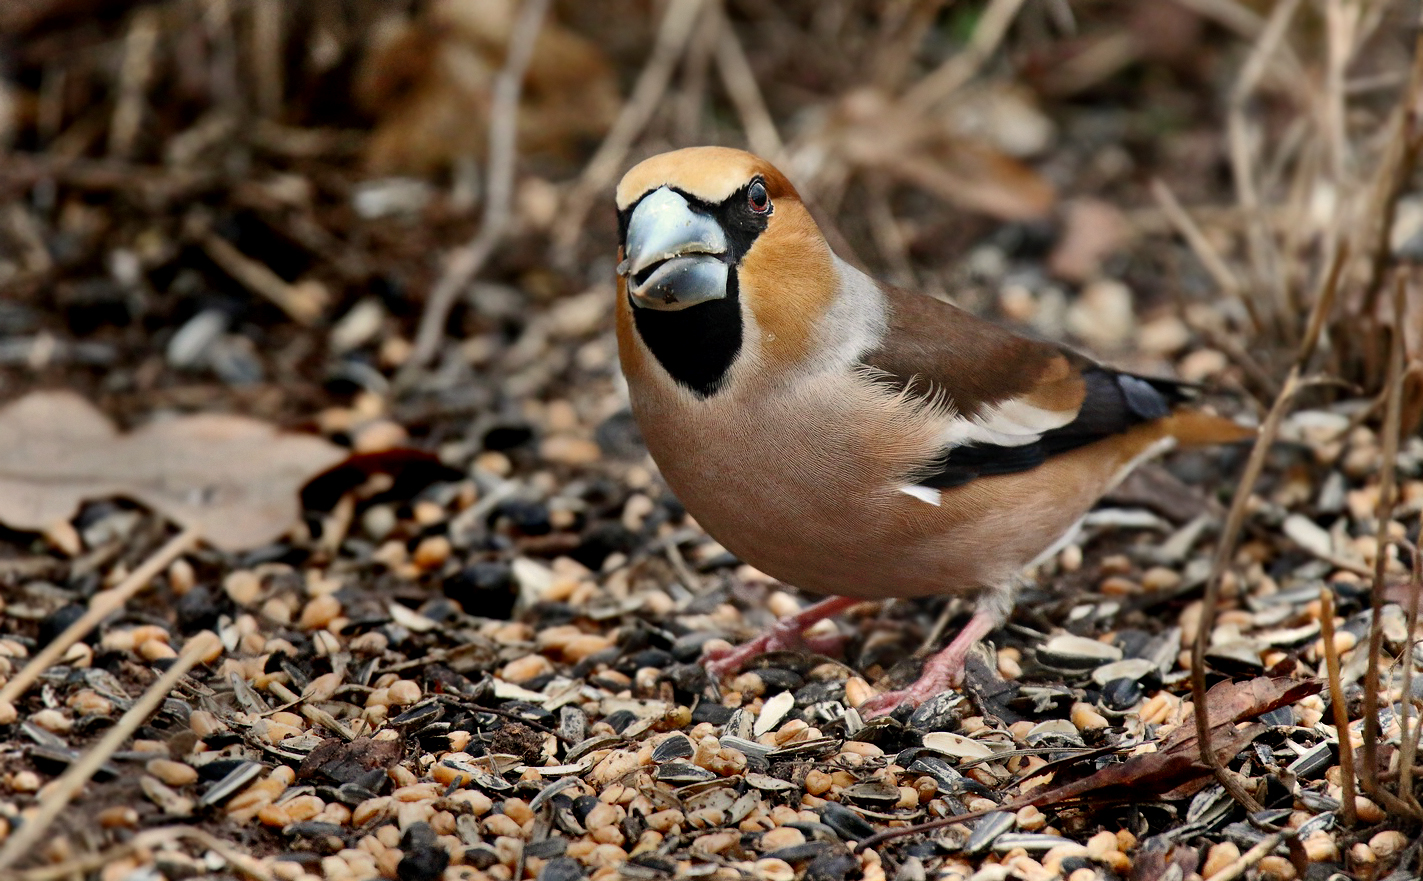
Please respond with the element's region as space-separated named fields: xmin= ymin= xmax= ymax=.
xmin=1397 ymin=531 xmax=1423 ymax=813
xmin=7 ymin=826 xmax=272 ymax=881
xmin=1202 ymin=832 xmax=1285 ymax=881
xmin=1319 ymin=588 xmax=1358 ymax=825
xmin=1358 ymin=277 xmax=1419 ymax=818
xmin=549 ymin=0 xmax=709 ymax=268
xmin=714 ymin=9 xmax=785 ymax=163
xmin=0 ymin=631 xmax=222 ymax=870
xmin=1226 ymin=0 xmax=1301 ymax=344
xmin=399 ymin=0 xmax=554 ymax=381
xmin=1187 ymin=221 xmax=1342 ymax=814
xmin=0 ymin=527 xmax=200 ymax=707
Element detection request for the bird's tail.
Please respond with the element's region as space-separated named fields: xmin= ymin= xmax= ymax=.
xmin=1161 ymin=410 xmax=1258 ymax=447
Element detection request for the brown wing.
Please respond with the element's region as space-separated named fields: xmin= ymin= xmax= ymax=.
xmin=863 ymin=285 xmax=1203 ymax=487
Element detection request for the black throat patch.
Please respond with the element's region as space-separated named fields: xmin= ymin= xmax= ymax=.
xmin=631 ymin=271 xmax=743 ymax=398
xmin=620 ymin=181 xmax=769 ymax=398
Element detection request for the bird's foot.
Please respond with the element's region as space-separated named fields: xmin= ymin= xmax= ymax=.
xmin=857 ymin=655 xmax=967 ymax=718
xmin=855 ymin=607 xmax=999 ymax=718
xmin=704 ymin=596 xmax=861 ymax=678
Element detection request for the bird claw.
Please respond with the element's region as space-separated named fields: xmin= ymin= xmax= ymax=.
xmin=703 ymin=621 xmax=803 ymax=677
xmin=704 ymin=628 xmax=850 ymax=678
xmin=856 ymin=656 xmax=968 ymax=719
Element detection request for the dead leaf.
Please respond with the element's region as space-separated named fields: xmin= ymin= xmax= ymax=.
xmin=828 ymin=88 xmax=1057 ymax=222
xmin=0 ymin=391 xmax=347 ymax=552
xmin=298 ymin=735 xmax=405 ymax=784
xmin=355 ymin=0 xmax=618 ymax=176
xmin=1177 ymin=676 xmax=1321 ymax=732
xmin=1014 ymin=677 xmax=1320 ymax=807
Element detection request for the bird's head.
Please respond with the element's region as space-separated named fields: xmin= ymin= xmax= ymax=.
xmin=614 ymin=147 xmax=838 ymax=397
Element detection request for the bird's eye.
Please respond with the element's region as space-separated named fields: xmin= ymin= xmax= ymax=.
xmin=747 ymin=179 xmax=770 ymax=214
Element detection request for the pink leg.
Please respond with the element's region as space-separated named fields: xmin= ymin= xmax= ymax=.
xmin=704 ymin=596 xmax=861 ymax=677
xmin=856 ymin=607 xmax=999 ymax=718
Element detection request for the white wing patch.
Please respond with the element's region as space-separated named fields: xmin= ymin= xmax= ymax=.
xmin=899 ymin=485 xmax=942 ymax=506
xmin=938 ymin=395 xmax=1077 ymax=450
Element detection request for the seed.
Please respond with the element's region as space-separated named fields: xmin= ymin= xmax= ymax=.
xmin=146 ymin=759 xmax=198 ymax=787
xmin=352 ymin=797 xmax=393 ymax=826
xmin=1370 ymin=830 xmax=1408 ymax=858
xmin=1070 ymin=702 xmax=1108 ymax=730
xmin=844 ymin=677 xmax=874 ymax=708
xmin=284 ymin=795 xmax=325 ymax=822
xmin=353 ymin=419 xmax=408 ymax=453
xmin=1099 ymin=576 xmax=1140 ymax=596
xmin=501 ymin=654 xmax=553 ymax=683
xmin=1141 ymin=567 xmax=1181 ymax=591
xmin=1301 ymin=832 xmax=1337 ymax=862
xmin=30 ymin=709 xmax=73 ymax=734
xmin=1354 ymin=796 xmax=1384 ymax=823
xmin=386 ymin=679 xmax=422 ymax=705
xmin=138 ymin=639 xmax=177 ymax=661
xmin=1015 ymin=805 xmax=1046 ymax=831
xmin=692 ymin=831 xmax=739 ymax=855
xmin=392 ymin=782 xmax=439 ymax=802
xmin=413 ymin=536 xmax=452 ymax=570
xmin=686 ymin=808 xmax=726 ymax=828
xmin=1085 ymin=830 xmax=1117 ymax=860
xmin=839 ymin=741 xmax=883 ymax=758
xmin=98 ymin=806 xmax=139 ymax=829
xmin=168 ymin=557 xmax=197 ymax=595
xmin=754 ymin=859 xmax=795 ymax=881
xmin=998 ymin=653 xmax=1023 ymax=679
xmin=645 ymin=809 xmax=684 ymax=833
xmin=1201 ymin=842 xmax=1239 ymax=878
xmin=225 ymin=570 xmax=263 ymax=605
xmin=503 ymin=799 xmax=534 ymax=825
xmin=1349 ymin=842 xmax=1376 ymax=869
xmin=759 ymin=826 xmax=804 ymax=851
xmin=591 ymin=826 xmax=624 ymax=846
xmin=189 ymin=710 xmax=226 ymax=739
xmin=584 ymin=802 xmax=620 ymax=831
xmin=299 ymin=595 xmax=342 ymax=630
xmin=1256 ymin=856 xmax=1296 ymax=880
xmin=562 ymin=634 xmax=614 ymax=662
xmin=482 ymin=813 xmax=523 ymax=838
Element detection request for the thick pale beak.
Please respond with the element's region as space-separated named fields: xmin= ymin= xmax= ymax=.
xmin=617 ymin=187 xmax=729 ymax=311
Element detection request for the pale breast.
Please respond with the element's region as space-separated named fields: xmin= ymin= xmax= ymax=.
xmin=631 ymin=369 xmax=986 ymax=598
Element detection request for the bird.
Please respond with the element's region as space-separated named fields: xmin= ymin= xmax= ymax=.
xmin=612 ymin=146 xmax=1252 ymax=717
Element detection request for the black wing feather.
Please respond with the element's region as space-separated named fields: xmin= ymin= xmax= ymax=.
xmin=915 ymin=368 xmax=1192 ymax=489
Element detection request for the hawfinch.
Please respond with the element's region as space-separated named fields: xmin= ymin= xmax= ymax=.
xmin=613 ymin=147 xmax=1250 ymax=716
